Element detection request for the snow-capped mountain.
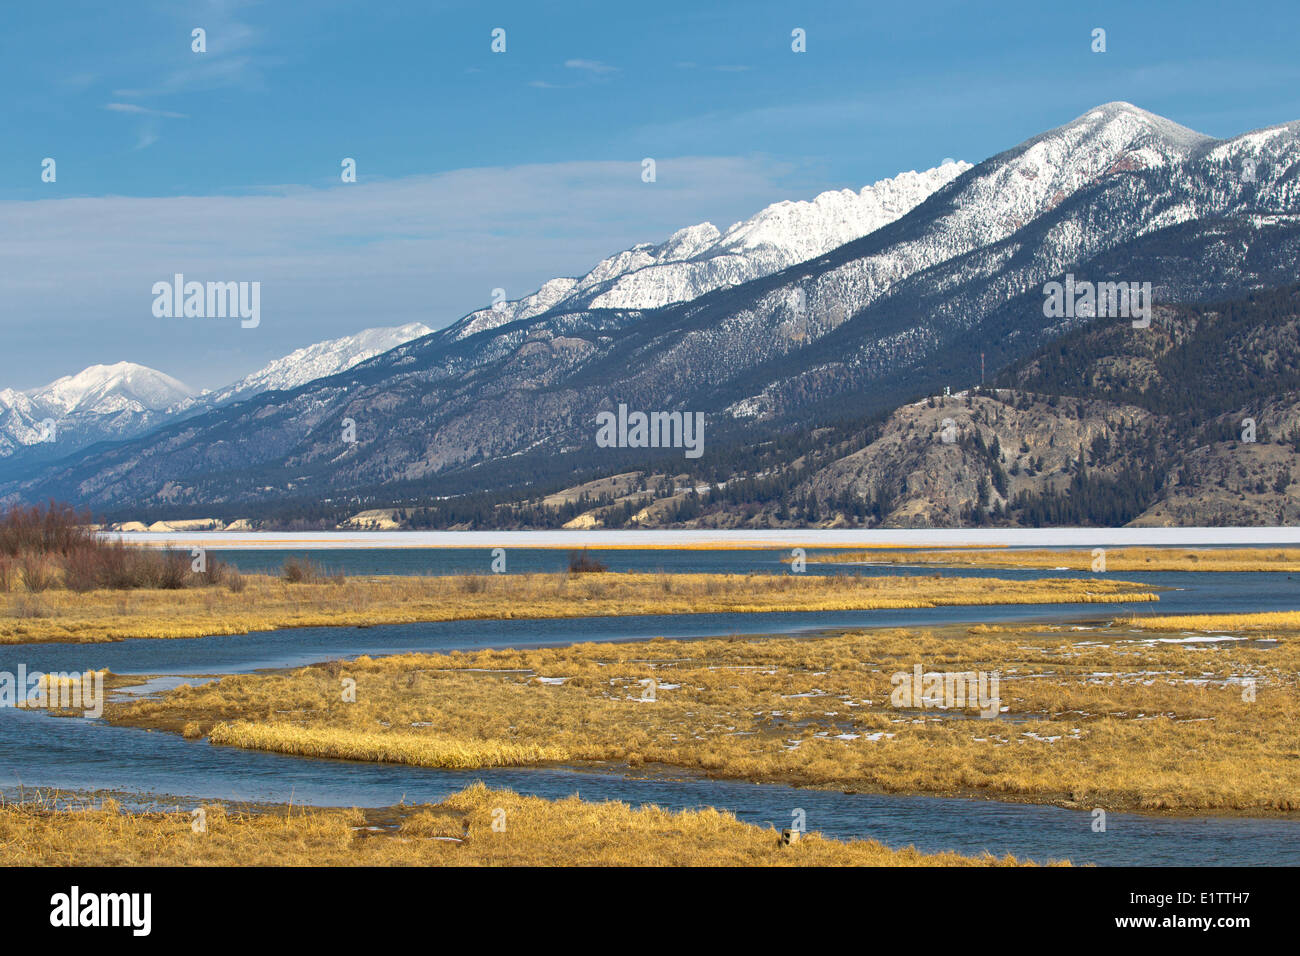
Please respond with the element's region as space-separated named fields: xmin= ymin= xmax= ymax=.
xmin=0 ymin=325 xmax=432 ymax=465
xmin=33 ymin=362 xmax=193 ymax=416
xmin=0 ymin=363 xmax=193 ymax=460
xmin=14 ymin=103 xmax=1300 ymax=512
xmin=450 ymin=163 xmax=971 ymax=339
xmin=178 ymin=322 xmax=433 ymax=411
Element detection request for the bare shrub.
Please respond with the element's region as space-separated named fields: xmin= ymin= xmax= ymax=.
xmin=457 ymin=574 xmax=487 ymax=594
xmin=283 ymin=556 xmax=331 ymax=584
xmin=154 ymin=551 xmax=189 ymax=590
xmin=568 ymin=550 xmax=607 ymax=573
xmin=62 ymin=546 xmax=103 ymax=593
xmin=0 ymin=501 xmax=94 ymax=557
xmin=19 ymin=555 xmax=57 ymax=592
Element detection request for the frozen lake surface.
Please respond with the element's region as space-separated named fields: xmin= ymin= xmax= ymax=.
xmin=106 ymin=527 xmax=1300 ymax=549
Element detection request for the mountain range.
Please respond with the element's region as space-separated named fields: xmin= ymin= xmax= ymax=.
xmin=8 ymin=102 xmax=1300 ymax=529
xmin=0 ymin=323 xmax=432 ymax=471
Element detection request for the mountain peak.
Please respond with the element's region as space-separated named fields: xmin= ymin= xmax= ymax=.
xmin=28 ymin=362 xmax=193 ymax=415
xmin=1062 ymin=102 xmax=1214 ymax=153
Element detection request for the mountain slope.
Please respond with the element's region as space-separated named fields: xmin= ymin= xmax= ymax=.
xmin=12 ymin=103 xmax=1300 ymax=515
xmin=485 ymin=283 xmax=1300 ymax=530
xmin=34 ymin=362 xmax=193 ymax=416
xmin=791 ymin=284 xmax=1300 ymax=528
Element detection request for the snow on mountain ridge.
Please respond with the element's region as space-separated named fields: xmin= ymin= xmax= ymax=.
xmin=450 ymin=161 xmax=972 ymax=337
xmin=191 ymin=321 xmax=434 ymax=407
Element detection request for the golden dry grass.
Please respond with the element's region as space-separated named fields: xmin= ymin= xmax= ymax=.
xmin=0 ymin=570 xmax=1157 ymax=644
xmin=0 ymin=783 xmax=1032 ymax=866
xmin=207 ymin=722 xmax=567 ymax=768
xmin=115 ymin=621 xmax=1299 ymax=814
xmin=816 ymin=546 xmax=1300 ymax=572
xmin=1115 ymin=610 xmax=1300 ymax=631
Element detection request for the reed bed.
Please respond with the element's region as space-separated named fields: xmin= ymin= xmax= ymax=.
xmin=115 ymin=622 xmax=1300 ymax=814
xmin=0 ymin=783 xmax=1032 ymax=866
xmin=816 ymin=546 xmax=1300 ymax=572
xmin=0 ymin=570 xmax=1157 ymax=644
xmin=208 ymin=722 xmax=567 ymax=768
xmin=1115 ymin=610 xmax=1300 ymax=632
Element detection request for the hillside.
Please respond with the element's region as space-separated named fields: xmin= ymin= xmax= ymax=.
xmin=643 ymin=285 xmax=1300 ymax=529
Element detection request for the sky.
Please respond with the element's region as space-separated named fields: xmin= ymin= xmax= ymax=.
xmin=3 ymin=0 xmax=1300 ymax=391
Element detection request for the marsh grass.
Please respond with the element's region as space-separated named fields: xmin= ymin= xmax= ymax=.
xmin=208 ymin=721 xmax=567 ymax=768
xmin=818 ymin=546 xmax=1300 ymax=572
xmin=1116 ymin=610 xmax=1300 ymax=631
xmin=0 ymin=783 xmax=1034 ymax=866
xmin=1 ymin=570 xmax=1157 ymax=644
xmin=115 ymin=621 xmax=1299 ymax=814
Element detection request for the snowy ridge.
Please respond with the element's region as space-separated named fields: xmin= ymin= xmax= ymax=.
xmin=180 ymin=321 xmax=433 ymax=410
xmin=449 ymin=162 xmax=972 ymax=339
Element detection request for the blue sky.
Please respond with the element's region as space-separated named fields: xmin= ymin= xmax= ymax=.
xmin=4 ymin=0 xmax=1300 ymax=389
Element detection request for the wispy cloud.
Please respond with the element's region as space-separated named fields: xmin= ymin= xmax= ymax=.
xmin=104 ymin=102 xmax=187 ymax=152
xmin=105 ymin=103 xmax=189 ymax=119
xmin=565 ymin=59 xmax=618 ymax=74
xmin=112 ymin=2 xmax=267 ymax=100
xmin=673 ymin=62 xmax=751 ymax=73
xmin=134 ymin=127 xmax=159 ymax=151
xmin=97 ymin=2 xmax=264 ymax=150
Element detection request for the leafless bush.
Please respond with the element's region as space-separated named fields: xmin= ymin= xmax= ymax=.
xmin=457 ymin=574 xmax=487 ymax=594
xmin=282 ymin=556 xmax=334 ymax=584
xmin=568 ymin=550 xmax=607 ymax=573
xmin=19 ymin=555 xmax=57 ymax=592
xmin=0 ymin=501 xmax=94 ymax=557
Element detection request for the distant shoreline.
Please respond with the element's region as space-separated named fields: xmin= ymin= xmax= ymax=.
xmin=101 ymin=527 xmax=1300 ymax=550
